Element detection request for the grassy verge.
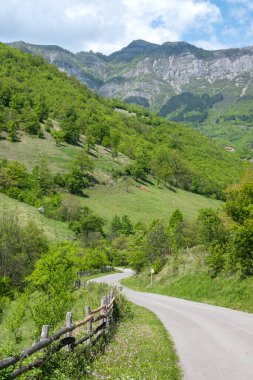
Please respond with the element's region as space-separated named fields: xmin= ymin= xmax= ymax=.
xmin=87 ymin=302 xmax=182 ymax=380
xmin=0 ymin=285 xmax=181 ymax=380
xmin=122 ymin=249 xmax=253 ymax=313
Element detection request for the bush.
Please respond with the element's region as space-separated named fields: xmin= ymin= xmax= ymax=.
xmin=0 ymin=213 xmax=48 ymax=289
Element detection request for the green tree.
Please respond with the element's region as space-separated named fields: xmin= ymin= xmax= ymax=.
xmin=51 ymin=130 xmax=65 ymax=146
xmin=27 ymin=242 xmax=78 ymax=334
xmin=121 ymin=215 xmax=134 ymax=236
xmin=110 ymin=215 xmax=122 ymax=237
xmin=70 ymin=208 xmax=105 ymax=244
xmin=197 ymin=208 xmax=225 ymax=245
xmin=0 ymin=214 xmax=48 ymax=289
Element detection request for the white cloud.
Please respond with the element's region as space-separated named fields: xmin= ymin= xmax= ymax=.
xmin=0 ymin=0 xmax=222 ymax=54
xmin=194 ymin=36 xmax=228 ymax=50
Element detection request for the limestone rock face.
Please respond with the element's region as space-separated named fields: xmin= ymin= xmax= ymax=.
xmin=9 ymin=40 xmax=253 ymax=109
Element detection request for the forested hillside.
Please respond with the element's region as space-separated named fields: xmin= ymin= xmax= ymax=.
xmin=10 ymin=40 xmax=253 ymax=158
xmin=0 ymin=43 xmax=243 ymax=199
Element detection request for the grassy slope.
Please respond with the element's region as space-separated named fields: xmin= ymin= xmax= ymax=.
xmin=122 ymin=248 xmax=253 ymax=313
xmin=0 ymin=192 xmax=73 ymax=242
xmin=0 ymin=134 xmax=222 ymax=229
xmin=88 ymin=302 xmax=182 ymax=380
xmin=83 ymin=181 xmax=222 ymax=225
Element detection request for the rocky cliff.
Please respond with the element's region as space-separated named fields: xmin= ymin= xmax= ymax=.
xmin=9 ymin=40 xmax=253 ymax=156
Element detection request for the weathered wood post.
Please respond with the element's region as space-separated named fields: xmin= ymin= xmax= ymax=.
xmin=85 ymin=306 xmax=92 ymax=346
xmin=109 ymin=290 xmax=114 ymax=323
xmin=110 ymin=290 xmax=114 ymax=300
xmin=40 ymin=325 xmax=50 ymax=341
xmin=65 ymin=312 xmax=73 ymax=352
xmin=106 ymin=295 xmax=110 ymax=327
xmin=100 ymin=296 xmax=107 ymax=335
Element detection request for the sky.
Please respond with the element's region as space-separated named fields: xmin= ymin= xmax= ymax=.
xmin=0 ymin=0 xmax=253 ymax=54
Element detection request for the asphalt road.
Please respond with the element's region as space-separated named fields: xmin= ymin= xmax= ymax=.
xmin=93 ymin=271 xmax=253 ymax=380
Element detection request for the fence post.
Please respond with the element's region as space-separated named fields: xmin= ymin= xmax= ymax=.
xmin=40 ymin=325 xmax=50 ymax=341
xmin=99 ymin=296 xmax=107 ymax=335
xmin=110 ymin=290 xmax=114 ymax=300
xmin=109 ymin=290 xmax=114 ymax=323
xmin=106 ymin=295 xmax=110 ymax=327
xmin=85 ymin=306 xmax=92 ymax=346
xmin=65 ymin=312 xmax=73 ymax=352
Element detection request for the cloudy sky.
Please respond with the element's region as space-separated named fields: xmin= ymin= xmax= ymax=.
xmin=0 ymin=0 xmax=253 ymax=54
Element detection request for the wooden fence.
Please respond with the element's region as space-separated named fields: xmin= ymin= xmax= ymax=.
xmin=0 ymin=290 xmax=115 ymax=379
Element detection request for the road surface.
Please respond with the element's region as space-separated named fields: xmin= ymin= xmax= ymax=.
xmin=93 ymin=270 xmax=253 ymax=380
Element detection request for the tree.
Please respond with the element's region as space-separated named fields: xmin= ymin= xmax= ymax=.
xmin=51 ymin=130 xmax=65 ymax=146
xmin=64 ymin=167 xmax=89 ymax=195
xmin=229 ymin=219 xmax=253 ymax=276
xmin=168 ymin=209 xmax=185 ymax=249
xmin=121 ymin=215 xmax=134 ymax=236
xmin=151 ymin=145 xmax=175 ymax=187
xmin=80 ymin=247 xmax=108 ymax=270
xmin=61 ymin=119 xmax=80 ymax=145
xmin=145 ymin=220 xmax=170 ymax=264
xmin=70 ymin=208 xmax=105 ymax=245
xmin=168 ymin=209 xmax=183 ymax=229
xmin=225 ymin=175 xmax=253 ymax=224
xmin=110 ymin=215 xmax=122 ymax=237
xmin=6 ymin=120 xmax=18 ymax=142
xmin=74 ymin=150 xmax=94 ymax=173
xmin=197 ymin=208 xmax=225 ymax=245
xmin=127 ymin=230 xmax=147 ymax=271
xmin=0 ymin=214 xmax=48 ymax=289
xmin=32 ymin=160 xmax=54 ymax=196
xmin=27 ymin=242 xmax=78 ymax=334
xmin=130 ymin=154 xmax=150 ymax=181
xmin=24 ymin=111 xmax=41 ymax=135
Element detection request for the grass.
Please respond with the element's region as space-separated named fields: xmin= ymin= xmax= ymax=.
xmin=81 ymin=180 xmax=222 ymax=225
xmin=0 ymin=134 xmax=80 ymax=172
xmin=0 ymin=192 xmax=73 ymax=242
xmin=87 ymin=302 xmax=182 ymax=379
xmin=0 ymin=134 xmax=222 ymax=229
xmin=0 ymin=284 xmax=182 ymax=380
xmin=0 ymin=283 xmax=111 ymax=357
xmin=122 ymin=248 xmax=253 ymax=313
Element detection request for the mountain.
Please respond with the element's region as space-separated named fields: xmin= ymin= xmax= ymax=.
xmin=9 ymin=40 xmax=253 ymax=157
xmin=0 ymin=42 xmax=243 ymax=200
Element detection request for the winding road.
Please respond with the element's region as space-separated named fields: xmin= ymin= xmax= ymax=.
xmin=93 ymin=270 xmax=253 ymax=380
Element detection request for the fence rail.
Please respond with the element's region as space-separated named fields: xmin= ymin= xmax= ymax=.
xmin=0 ymin=290 xmax=115 ymax=379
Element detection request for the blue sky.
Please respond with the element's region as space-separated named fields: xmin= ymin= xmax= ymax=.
xmin=0 ymin=0 xmax=252 ymax=54
xmin=184 ymin=0 xmax=253 ymax=50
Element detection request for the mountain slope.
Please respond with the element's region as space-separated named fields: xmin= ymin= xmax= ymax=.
xmin=10 ymin=40 xmax=253 ymax=157
xmin=0 ymin=42 xmax=243 ymax=207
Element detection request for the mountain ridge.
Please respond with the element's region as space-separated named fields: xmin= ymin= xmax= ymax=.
xmin=9 ymin=40 xmax=253 ymax=157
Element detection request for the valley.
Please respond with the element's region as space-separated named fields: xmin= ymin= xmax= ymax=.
xmin=0 ymin=41 xmax=252 ymax=380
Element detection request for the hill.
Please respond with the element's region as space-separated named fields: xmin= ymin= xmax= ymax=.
xmin=10 ymin=40 xmax=253 ymax=158
xmin=0 ymin=42 xmax=245 ymax=240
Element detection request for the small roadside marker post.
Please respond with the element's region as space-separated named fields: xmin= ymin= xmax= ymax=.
xmin=150 ymin=267 xmax=154 ymax=286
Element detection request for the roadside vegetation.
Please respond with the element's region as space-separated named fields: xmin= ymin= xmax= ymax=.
xmin=123 ymin=250 xmax=253 ymax=313
xmin=123 ymin=172 xmax=253 ymax=312
xmin=88 ymin=302 xmax=182 ymax=380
